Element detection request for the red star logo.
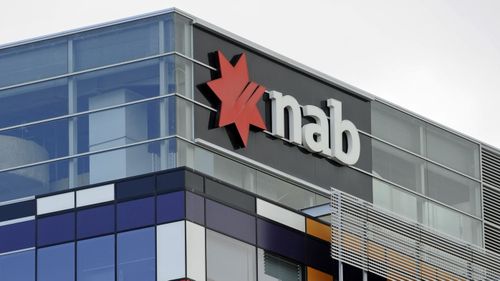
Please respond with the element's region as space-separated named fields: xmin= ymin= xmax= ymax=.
xmin=206 ymin=51 xmax=267 ymax=147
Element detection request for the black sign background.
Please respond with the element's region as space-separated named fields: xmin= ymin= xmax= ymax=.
xmin=193 ymin=25 xmax=374 ymax=202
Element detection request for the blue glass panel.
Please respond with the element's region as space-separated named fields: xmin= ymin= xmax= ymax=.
xmin=0 ymin=199 xmax=36 ymax=222
xmin=116 ymin=175 xmax=156 ymax=201
xmin=0 ymin=249 xmax=35 ymax=281
xmin=77 ymin=235 xmax=115 ymax=281
xmin=0 ymin=39 xmax=67 ymax=88
xmin=257 ymin=218 xmax=305 ymax=263
xmin=38 ymin=242 xmax=74 ymax=281
xmin=157 ymin=191 xmax=185 ymax=224
xmin=38 ymin=212 xmax=75 ymax=246
xmin=0 ymin=78 xmax=68 ymax=129
xmin=74 ymin=20 xmax=159 ymax=71
xmin=0 ymin=220 xmax=35 ymax=253
xmin=117 ymin=227 xmax=155 ymax=281
xmin=75 ymin=59 xmax=160 ymax=112
xmin=117 ymin=197 xmax=155 ymax=231
xmin=77 ymin=205 xmax=115 ymax=239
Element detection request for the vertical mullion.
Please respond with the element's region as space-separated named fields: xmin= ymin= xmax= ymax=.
xmin=159 ymin=19 xmax=170 ymax=170
xmin=68 ymin=39 xmax=78 ymax=189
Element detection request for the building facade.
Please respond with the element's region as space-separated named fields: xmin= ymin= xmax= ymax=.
xmin=0 ymin=8 xmax=499 ymax=281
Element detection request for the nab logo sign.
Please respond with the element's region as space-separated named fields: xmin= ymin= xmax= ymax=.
xmin=205 ymin=51 xmax=361 ymax=166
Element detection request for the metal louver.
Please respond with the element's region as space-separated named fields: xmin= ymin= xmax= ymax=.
xmin=331 ymin=188 xmax=500 ymax=281
xmin=482 ymin=147 xmax=500 ymax=255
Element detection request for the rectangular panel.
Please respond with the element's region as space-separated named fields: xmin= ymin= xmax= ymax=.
xmin=0 ymin=199 xmax=36 ymax=222
xmin=37 ymin=242 xmax=75 ymax=281
xmin=0 ymin=249 xmax=35 ymax=281
xmin=205 ymin=178 xmax=256 ymax=213
xmin=305 ymin=236 xmax=333 ymax=274
xmin=116 ymin=175 xmax=155 ymax=201
xmin=256 ymin=199 xmax=305 ymax=232
xmin=186 ymin=221 xmax=206 ymax=281
xmin=257 ymin=218 xmax=305 ymax=263
xmin=258 ymin=249 xmax=302 ymax=281
xmin=37 ymin=212 xmax=75 ymax=247
xmin=76 ymin=184 xmax=114 ymax=207
xmin=157 ymin=191 xmax=185 ymax=224
xmin=77 ymin=235 xmax=115 ymax=281
xmin=307 ymin=267 xmax=333 ymax=281
xmin=0 ymin=220 xmax=35 ymax=253
xmin=186 ymin=192 xmax=204 ymax=225
xmin=206 ymin=199 xmax=255 ymax=244
xmin=117 ymin=197 xmax=155 ymax=231
xmin=77 ymin=205 xmax=115 ymax=239
xmin=157 ymin=221 xmax=186 ymax=280
xmin=156 ymin=169 xmax=204 ymax=194
xmin=117 ymin=227 xmax=155 ymax=281
xmin=37 ymin=192 xmax=75 ymax=215
xmin=306 ymin=218 xmax=330 ymax=242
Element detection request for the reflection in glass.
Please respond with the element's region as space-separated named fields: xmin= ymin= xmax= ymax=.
xmin=207 ymin=230 xmax=256 ymax=281
xmin=118 ymin=227 xmax=155 ymax=281
xmin=77 ymin=235 xmax=115 ymax=281
xmin=0 ymin=39 xmax=67 ymax=88
xmin=164 ymin=13 xmax=192 ymax=56
xmin=258 ymin=249 xmax=303 ymax=281
xmin=74 ymin=19 xmax=159 ymax=71
xmin=0 ymin=249 xmax=35 ymax=281
xmin=38 ymin=243 xmax=74 ymax=281
xmin=372 ymin=178 xmax=418 ymax=221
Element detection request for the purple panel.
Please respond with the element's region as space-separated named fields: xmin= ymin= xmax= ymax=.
xmin=0 ymin=220 xmax=35 ymax=253
xmin=117 ymin=197 xmax=155 ymax=231
xmin=186 ymin=192 xmax=204 ymax=225
xmin=206 ymin=200 xmax=255 ymax=244
xmin=77 ymin=205 xmax=115 ymax=239
xmin=156 ymin=191 xmax=185 ymax=224
xmin=257 ymin=218 xmax=305 ymax=262
xmin=38 ymin=212 xmax=75 ymax=247
xmin=305 ymin=236 xmax=336 ymax=274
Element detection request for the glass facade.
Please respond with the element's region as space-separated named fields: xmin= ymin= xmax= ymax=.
xmin=0 ymin=8 xmax=495 ymax=281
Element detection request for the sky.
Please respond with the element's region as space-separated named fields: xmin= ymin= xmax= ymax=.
xmin=1 ymin=0 xmax=499 ymax=149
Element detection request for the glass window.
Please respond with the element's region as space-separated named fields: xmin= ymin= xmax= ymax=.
xmin=38 ymin=243 xmax=74 ymax=281
xmin=371 ymin=101 xmax=422 ymax=154
xmin=426 ymin=125 xmax=480 ymax=178
xmin=163 ymin=14 xmax=192 ymax=56
xmin=372 ymin=178 xmax=419 ymax=221
xmin=117 ymin=227 xmax=155 ymax=281
xmin=0 ymin=250 xmax=35 ymax=281
xmin=73 ymin=20 xmax=159 ymax=71
xmin=425 ymin=163 xmax=481 ymax=216
xmin=77 ymin=235 xmax=115 ymax=281
xmin=75 ymin=59 xmax=160 ymax=112
xmin=0 ymin=39 xmax=67 ymax=88
xmin=372 ymin=139 xmax=424 ymax=192
xmin=0 ymin=78 xmax=68 ymax=129
xmin=157 ymin=221 xmax=185 ymax=281
xmin=165 ymin=55 xmax=193 ymax=97
xmin=258 ymin=249 xmax=303 ymax=281
xmin=207 ymin=230 xmax=256 ymax=281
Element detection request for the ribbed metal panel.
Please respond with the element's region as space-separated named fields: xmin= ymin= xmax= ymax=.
xmin=485 ymin=223 xmax=500 ymax=254
xmin=482 ymin=148 xmax=500 ymax=189
xmin=331 ymin=189 xmax=500 ymax=280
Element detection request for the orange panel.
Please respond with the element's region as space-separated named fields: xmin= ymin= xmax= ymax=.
xmin=306 ymin=218 xmax=330 ymax=242
xmin=307 ymin=267 xmax=334 ymax=281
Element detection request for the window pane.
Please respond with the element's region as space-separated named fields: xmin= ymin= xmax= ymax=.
xmin=0 ymin=40 xmax=67 ymax=88
xmin=372 ymin=140 xmax=424 ymax=192
xmin=75 ymin=59 xmax=160 ymax=112
xmin=0 ymin=250 xmax=35 ymax=281
xmin=38 ymin=243 xmax=74 ymax=281
xmin=157 ymin=221 xmax=185 ymax=281
xmin=207 ymin=230 xmax=256 ymax=281
xmin=258 ymin=249 xmax=303 ymax=281
xmin=118 ymin=227 xmax=155 ymax=281
xmin=372 ymin=178 xmax=419 ymax=222
xmin=371 ymin=102 xmax=422 ymax=154
xmin=426 ymin=163 xmax=481 ymax=216
xmin=164 ymin=14 xmax=192 ymax=56
xmin=426 ymin=125 xmax=480 ymax=178
xmin=77 ymin=235 xmax=115 ymax=281
xmin=165 ymin=55 xmax=193 ymax=97
xmin=74 ymin=20 xmax=159 ymax=70
xmin=0 ymin=78 xmax=68 ymax=129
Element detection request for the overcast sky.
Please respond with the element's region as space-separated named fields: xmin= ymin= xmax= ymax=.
xmin=2 ymin=0 xmax=499 ymax=149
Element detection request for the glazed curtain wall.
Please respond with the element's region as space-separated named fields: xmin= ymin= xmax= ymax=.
xmin=0 ymin=13 xmax=193 ymax=203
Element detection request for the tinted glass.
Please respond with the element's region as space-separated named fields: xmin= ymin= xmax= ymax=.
xmin=258 ymin=249 xmax=303 ymax=281
xmin=207 ymin=230 xmax=256 ymax=281
xmin=74 ymin=20 xmax=159 ymax=70
xmin=0 ymin=250 xmax=35 ymax=281
xmin=77 ymin=235 xmax=115 ymax=281
xmin=38 ymin=243 xmax=74 ymax=281
xmin=0 ymin=40 xmax=67 ymax=88
xmin=372 ymin=178 xmax=419 ymax=221
xmin=426 ymin=125 xmax=480 ymax=178
xmin=164 ymin=13 xmax=192 ymax=56
xmin=0 ymin=78 xmax=68 ymax=129
xmin=118 ymin=227 xmax=155 ymax=281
